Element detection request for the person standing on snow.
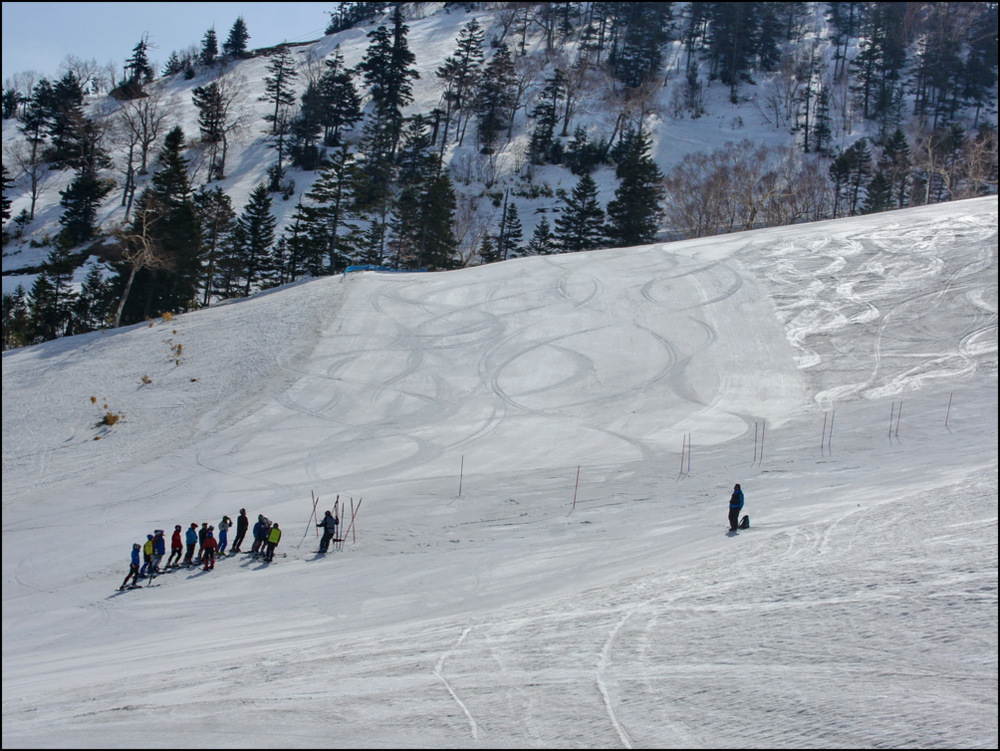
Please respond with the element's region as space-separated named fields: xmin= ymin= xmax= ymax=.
xmin=729 ymin=483 xmax=745 ymax=531
xmin=264 ymin=522 xmax=282 ymax=562
xmin=196 ymin=522 xmax=209 ymax=562
xmin=202 ymin=528 xmax=219 ymax=570
xmin=120 ymin=543 xmax=142 ymax=590
xmin=183 ymin=523 xmax=198 ymax=565
xmin=218 ymin=515 xmax=232 ymax=555
xmin=317 ymin=510 xmax=339 ymax=553
xmin=232 ymin=509 xmax=249 ymax=552
xmin=139 ymin=534 xmax=154 ymax=577
xmin=150 ymin=529 xmax=166 ymax=574
xmin=167 ymin=525 xmax=184 ymax=568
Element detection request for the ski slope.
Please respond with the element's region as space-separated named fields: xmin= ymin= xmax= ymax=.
xmin=2 ymin=197 xmax=997 ymax=748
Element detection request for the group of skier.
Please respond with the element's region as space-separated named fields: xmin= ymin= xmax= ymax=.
xmin=118 ymin=507 xmax=302 ymax=590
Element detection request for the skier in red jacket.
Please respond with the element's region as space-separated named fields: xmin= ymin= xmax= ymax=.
xmin=167 ymin=525 xmax=184 ymax=568
xmin=202 ymin=528 xmax=219 ymax=571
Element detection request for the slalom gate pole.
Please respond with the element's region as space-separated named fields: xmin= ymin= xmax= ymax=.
xmin=828 ymin=410 xmax=835 ymax=451
xmin=350 ymin=498 xmax=362 ymax=543
xmin=895 ymin=401 xmax=902 ymax=437
xmin=759 ymin=421 xmax=765 ymax=465
xmin=821 ymin=412 xmax=827 ymax=452
xmin=945 ymin=392 xmax=953 ymax=429
xmin=889 ymin=402 xmax=895 ymax=439
xmin=459 ymin=455 xmax=464 ymax=497
xmin=754 ymin=422 xmax=758 ymax=463
xmin=572 ymin=465 xmax=581 ymax=509
xmin=680 ymin=434 xmax=686 ymax=475
xmin=687 ymin=433 xmax=691 ymax=474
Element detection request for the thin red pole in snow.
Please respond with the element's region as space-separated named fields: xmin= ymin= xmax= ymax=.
xmin=945 ymin=393 xmax=953 ymax=429
xmin=895 ymin=401 xmax=902 ymax=437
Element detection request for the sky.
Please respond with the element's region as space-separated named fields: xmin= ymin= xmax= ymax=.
xmin=2 ymin=195 xmax=997 ymax=748
xmin=1 ymin=2 xmax=335 ymax=84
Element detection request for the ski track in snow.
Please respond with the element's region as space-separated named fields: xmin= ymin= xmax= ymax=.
xmin=2 ymin=199 xmax=998 ymax=748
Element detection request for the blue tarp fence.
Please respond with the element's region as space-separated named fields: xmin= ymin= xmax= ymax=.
xmin=343 ymin=265 xmax=428 ymax=275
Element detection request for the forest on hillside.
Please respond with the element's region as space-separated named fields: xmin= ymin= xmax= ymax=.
xmin=2 ymin=1 xmax=997 ymax=348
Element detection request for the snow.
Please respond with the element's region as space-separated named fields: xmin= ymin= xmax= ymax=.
xmin=3 ymin=196 xmax=997 ymax=748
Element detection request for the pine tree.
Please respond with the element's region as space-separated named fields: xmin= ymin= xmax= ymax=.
xmin=124 ymin=35 xmax=154 ymax=86
xmin=194 ymin=186 xmax=236 ymax=305
xmin=229 ymin=183 xmax=277 ymax=296
xmin=606 ymin=128 xmax=664 ymax=247
xmin=303 ymin=145 xmax=359 ymax=274
xmin=526 ymin=216 xmax=556 ymax=255
xmin=260 ymin=46 xmax=298 ymax=136
xmin=435 ymin=18 xmax=484 ymax=151
xmin=555 ymin=174 xmax=606 ymax=252
xmin=223 ymin=16 xmax=250 ymax=58
xmin=318 ymin=49 xmax=362 ymax=146
xmin=200 ymin=27 xmax=219 ymax=66
xmin=72 ymin=263 xmax=113 ymax=333
xmin=474 ymin=44 xmax=516 ymax=155
xmin=359 ymin=6 xmax=419 ymax=162
xmin=496 ymin=193 xmax=523 ymax=260
xmin=609 ymin=2 xmax=673 ymax=89
xmin=529 ymin=70 xmax=565 ymax=164
xmin=861 ymin=170 xmax=893 ymax=214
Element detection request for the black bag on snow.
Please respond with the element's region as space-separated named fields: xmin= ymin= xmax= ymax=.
xmin=739 ymin=515 xmax=750 ymax=529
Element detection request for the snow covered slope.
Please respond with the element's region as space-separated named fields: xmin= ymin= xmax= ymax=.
xmin=2 ymin=197 xmax=997 ymax=748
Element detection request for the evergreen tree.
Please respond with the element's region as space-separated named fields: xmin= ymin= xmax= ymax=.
xmin=861 ymin=170 xmax=892 ymax=214
xmin=114 ymin=126 xmax=202 ymax=323
xmin=359 ymin=5 xmax=419 ymax=162
xmin=222 ymin=16 xmax=251 ymax=58
xmin=303 ymin=145 xmax=359 ymax=274
xmin=228 ymin=183 xmax=277 ymax=296
xmin=434 ymin=18 xmax=485 ymax=151
xmin=27 ymin=271 xmax=60 ymax=343
xmin=961 ymin=3 xmax=998 ymax=127
xmin=879 ymin=128 xmax=911 ymax=209
xmin=2 ymin=285 xmax=31 ymax=349
xmin=850 ymin=3 xmax=907 ymax=126
xmin=162 ymin=51 xmax=184 ymax=77
xmin=318 ymin=49 xmax=362 ymax=146
xmin=416 ymin=171 xmax=458 ymax=271
xmin=200 ymin=27 xmax=219 ymax=66
xmin=473 ymin=43 xmax=516 ymax=155
xmin=555 ymin=174 xmax=606 ymax=252
xmin=496 ymin=194 xmax=523 ymax=260
xmin=57 ymin=158 xmax=112 ymax=247
xmin=609 ymin=2 xmax=674 ymax=89
xmin=606 ymin=128 xmax=664 ymax=246
xmin=194 ymin=186 xmax=236 ymax=305
xmin=260 ymin=46 xmax=298 ymax=136
xmin=72 ymin=263 xmax=114 ymax=333
xmin=192 ymin=82 xmax=226 ymax=180
xmin=124 ymin=35 xmax=154 ymax=86
xmin=526 ymin=216 xmax=556 ymax=255
xmin=529 ymin=70 xmax=565 ymax=164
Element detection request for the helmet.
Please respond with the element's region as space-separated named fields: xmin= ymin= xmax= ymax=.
xmin=175 ymin=525 xmax=182 ymax=531
xmin=209 ymin=525 xmax=214 ymax=531
xmin=133 ymin=543 xmax=141 ymax=550
xmin=147 ymin=534 xmax=154 ymax=539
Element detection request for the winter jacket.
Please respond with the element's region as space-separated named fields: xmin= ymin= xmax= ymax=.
xmin=268 ymin=526 xmax=282 ymax=545
xmin=219 ymin=518 xmax=231 ymax=533
xmin=143 ymin=539 xmax=154 ymax=556
xmin=171 ymin=529 xmax=183 ymax=549
xmin=130 ymin=548 xmax=141 ymax=567
xmin=153 ymin=535 xmax=166 ymax=555
xmin=318 ymin=514 xmax=339 ymax=534
xmin=253 ymin=521 xmax=263 ymax=540
xmin=203 ymin=535 xmax=218 ymax=553
xmin=730 ymin=488 xmax=745 ymax=510
xmin=185 ymin=527 xmax=198 ymax=545
xmin=236 ymin=514 xmax=249 ymax=534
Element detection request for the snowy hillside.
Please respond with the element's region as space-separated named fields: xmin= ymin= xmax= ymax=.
xmin=2 ymin=197 xmax=997 ymax=748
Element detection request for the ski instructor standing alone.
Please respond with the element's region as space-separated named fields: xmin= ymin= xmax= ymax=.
xmin=729 ymin=483 xmax=744 ymax=531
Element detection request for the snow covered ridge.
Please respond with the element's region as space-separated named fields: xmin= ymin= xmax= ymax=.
xmin=1 ymin=196 xmax=997 ymax=741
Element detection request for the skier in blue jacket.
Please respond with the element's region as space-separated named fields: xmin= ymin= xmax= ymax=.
xmin=729 ymin=483 xmax=744 ymax=531
xmin=183 ymin=523 xmax=199 ymax=565
xmin=120 ymin=544 xmax=141 ymax=590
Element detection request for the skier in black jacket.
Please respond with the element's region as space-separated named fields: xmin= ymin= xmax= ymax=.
xmin=317 ymin=510 xmax=339 ymax=553
xmin=232 ymin=508 xmax=249 ymax=552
